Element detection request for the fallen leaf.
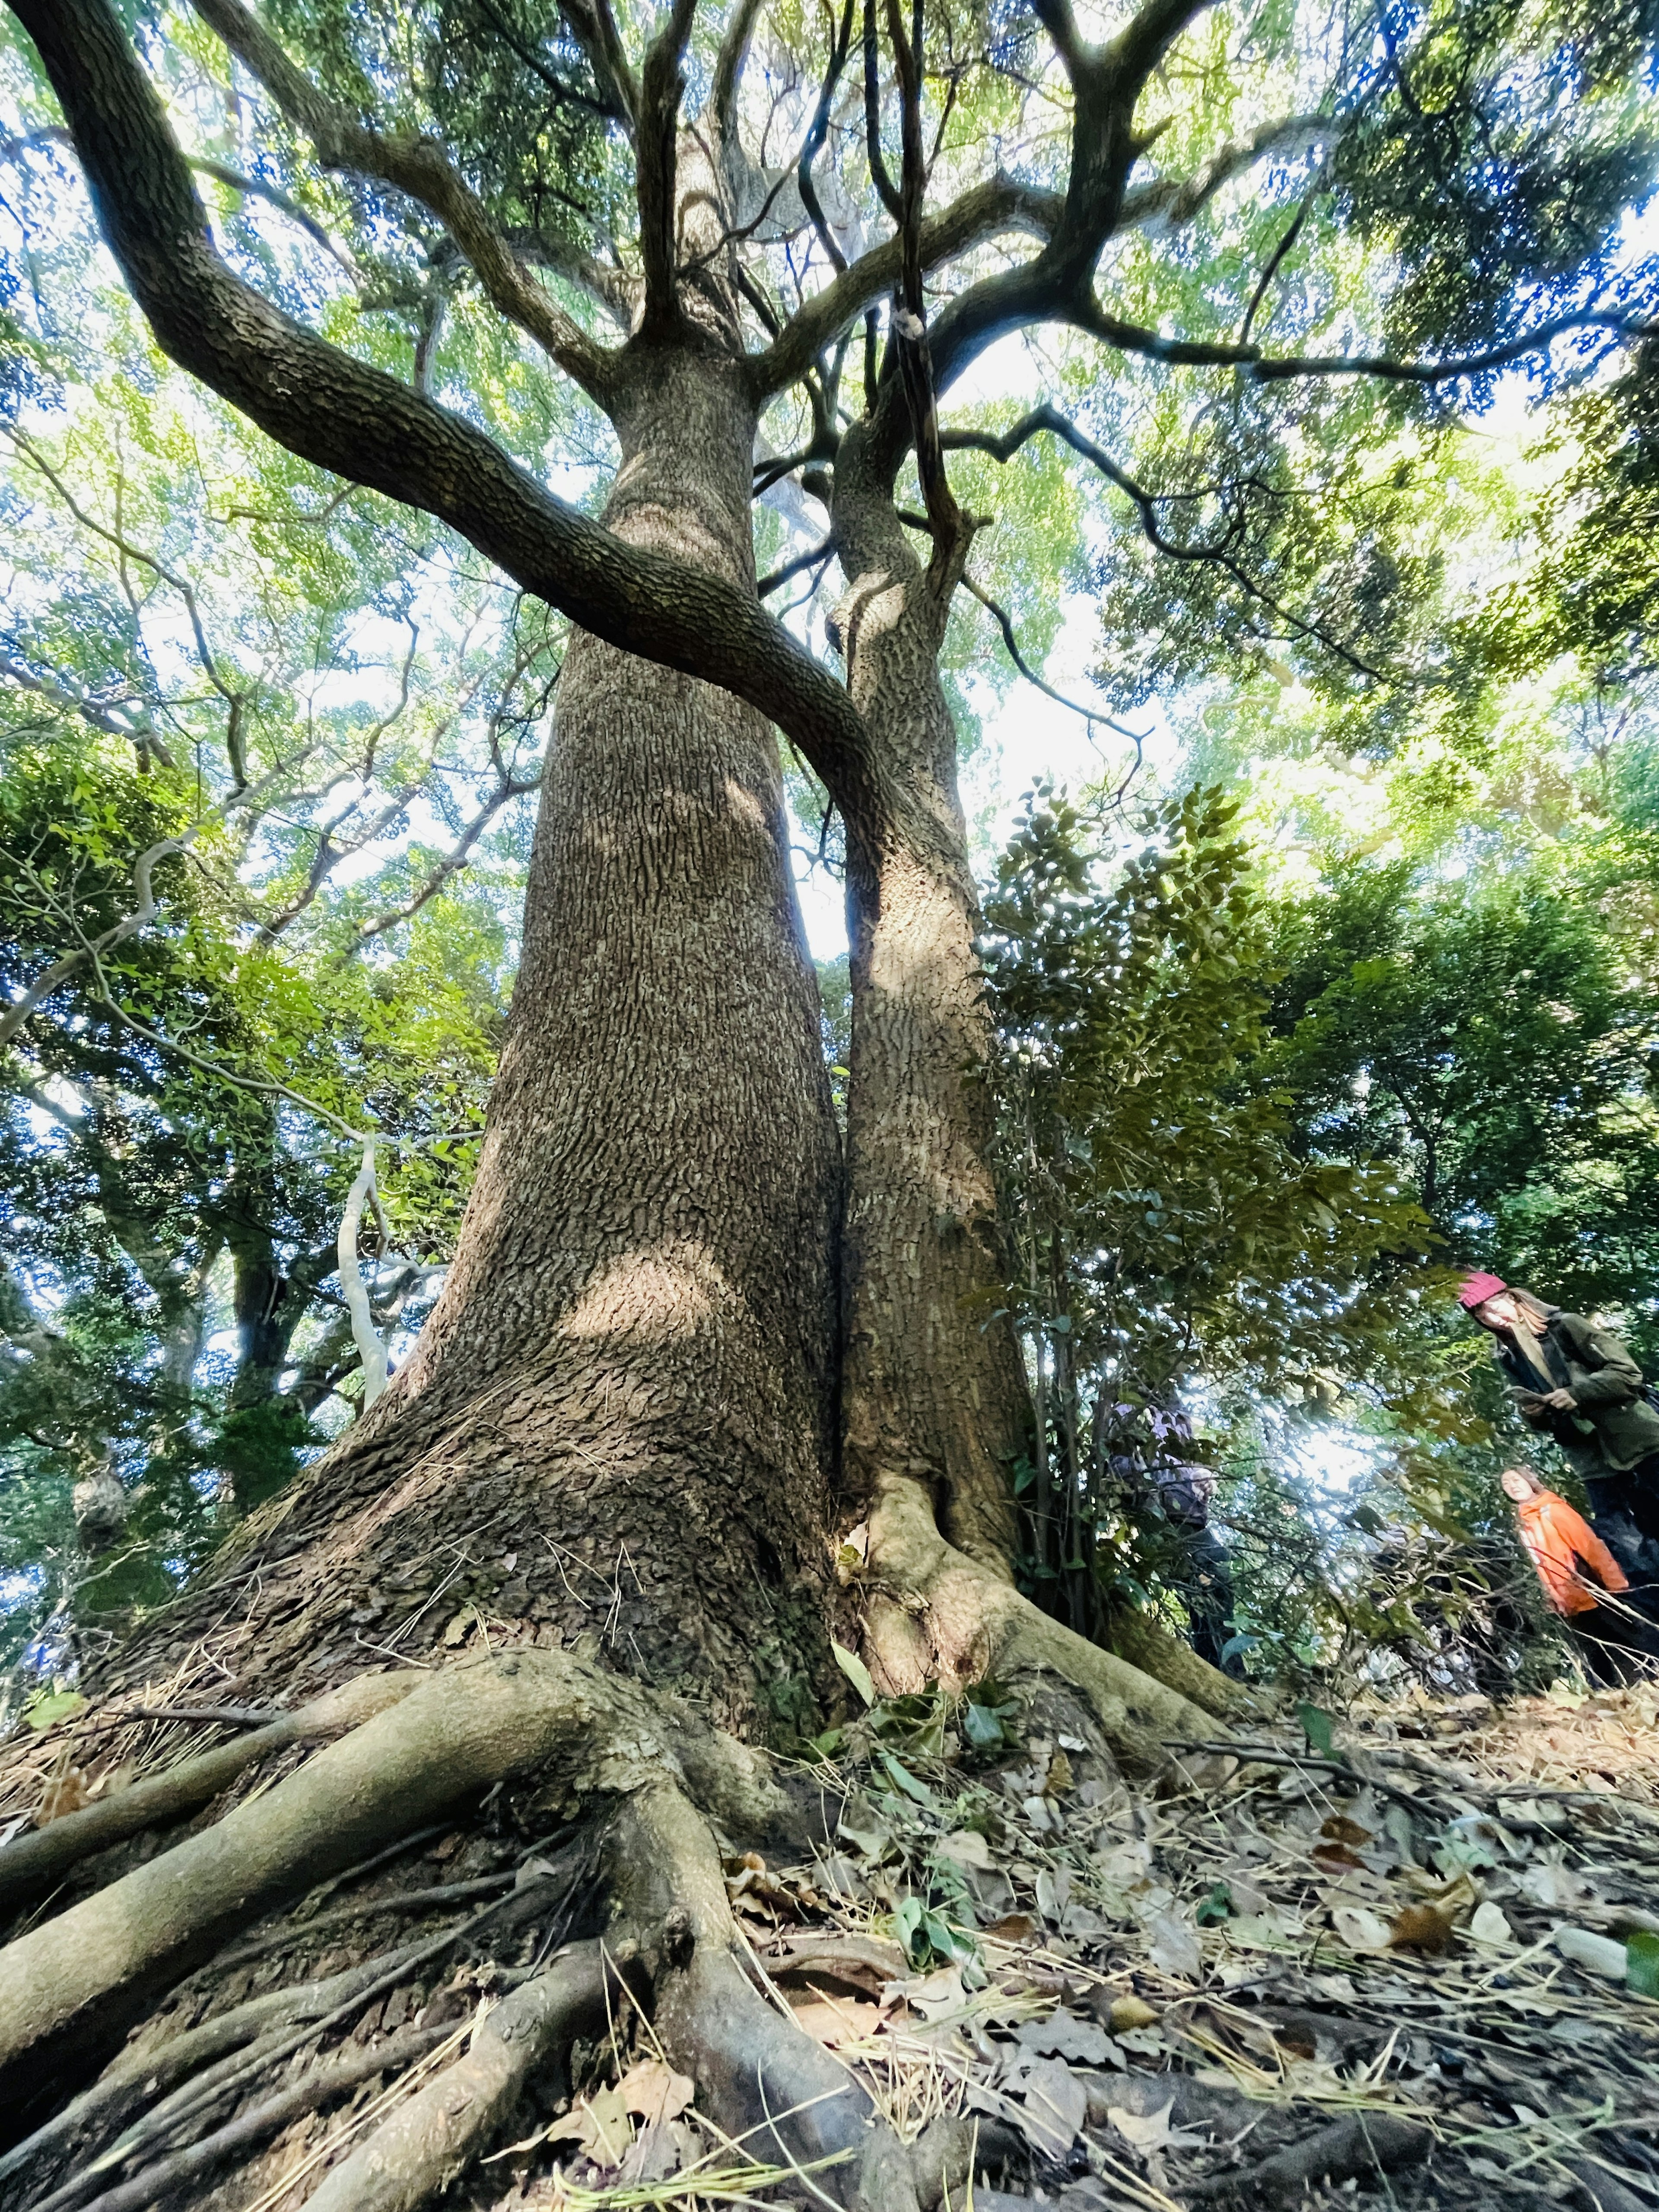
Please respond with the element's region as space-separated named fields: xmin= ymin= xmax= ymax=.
xmin=1553 ymin=1925 xmax=1627 ymax=1981
xmin=1015 ymin=2012 xmax=1112 ymax=2065
xmin=1035 ymin=1866 xmax=1073 ymax=1924
xmin=1005 ymin=2055 xmax=1088 ymax=2158
xmin=983 ymin=1913 xmax=1037 ymax=1943
xmin=1320 ymin=1815 xmax=1373 ymax=1846
xmin=1388 ymin=1904 xmax=1455 ymax=1955
xmin=1469 ymin=1901 xmax=1513 ymax=1947
xmin=789 ymin=1993 xmax=882 ymax=2046
xmin=618 ymin=2059 xmax=695 ymax=2127
xmin=617 ymin=2121 xmax=680 ymax=2185
xmin=1313 ymin=1842 xmax=1365 ymax=1871
xmin=35 ymin=1766 xmax=91 ymax=1826
xmin=1331 ymin=1904 xmax=1392 ymax=1953
xmin=1045 ymin=1751 xmax=1074 ymax=1797
xmin=1106 ymin=2098 xmax=1205 ymax=2151
xmin=1107 ymin=1994 xmax=1160 ymax=2034
xmin=904 ymin=1964 xmax=968 ymax=2020
xmin=545 ymin=2085 xmax=633 ymax=2168
xmin=935 ymin=1828 xmax=992 ymax=1870
xmin=1146 ymin=1910 xmax=1202 ymax=1980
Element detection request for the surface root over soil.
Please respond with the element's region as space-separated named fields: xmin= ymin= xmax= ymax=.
xmin=0 ymin=1620 xmax=1099 ymax=2212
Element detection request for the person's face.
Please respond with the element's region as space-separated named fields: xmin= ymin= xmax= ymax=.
xmin=1475 ymin=1295 xmax=1519 ymax=1331
xmin=1500 ymin=1469 xmax=1533 ymax=1503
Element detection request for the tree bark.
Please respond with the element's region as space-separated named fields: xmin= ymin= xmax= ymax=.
xmin=99 ymin=344 xmax=843 ymax=1730
xmin=831 ymin=437 xmax=1029 ymax=1577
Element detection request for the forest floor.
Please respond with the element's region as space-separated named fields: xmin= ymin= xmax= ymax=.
xmin=4 ymin=1664 xmax=1658 ymax=2212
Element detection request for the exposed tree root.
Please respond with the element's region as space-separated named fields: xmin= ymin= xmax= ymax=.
xmin=1099 ymin=1593 xmax=1269 ymax=1723
xmin=0 ymin=1646 xmax=784 ymax=2117
xmin=61 ymin=2020 xmax=456 ymax=2212
xmin=0 ymin=1670 xmax=419 ymax=1914
xmin=0 ymin=1523 xmax=1246 ymax=2212
xmin=1188 ymin=2109 xmax=1433 ymax=2202
xmin=301 ymin=1941 xmax=617 ymax=2212
xmin=0 ymin=1938 xmax=434 ymax=2192
xmin=856 ymin=1472 xmax=1239 ymax=1773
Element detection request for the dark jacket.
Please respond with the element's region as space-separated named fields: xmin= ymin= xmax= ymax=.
xmin=1494 ymin=1309 xmax=1659 ymax=1478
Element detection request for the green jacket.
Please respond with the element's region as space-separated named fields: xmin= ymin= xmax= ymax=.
xmin=1493 ymin=1309 xmax=1659 ymax=1478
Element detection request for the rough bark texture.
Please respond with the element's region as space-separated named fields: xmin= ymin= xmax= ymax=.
xmin=93 ymin=344 xmax=842 ymax=1728
xmin=832 ymin=437 xmax=1030 ymax=1576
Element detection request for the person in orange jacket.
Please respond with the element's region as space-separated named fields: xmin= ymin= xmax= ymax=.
xmin=1501 ymin=1467 xmax=1659 ymax=1681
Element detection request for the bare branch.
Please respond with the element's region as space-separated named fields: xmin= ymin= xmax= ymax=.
xmin=1071 ymin=296 xmax=1659 ymax=383
xmin=348 ymin=762 xmax=543 ymax=951
xmin=7 ymin=426 xmax=251 ymax=780
xmin=958 ymin=570 xmax=1145 ymax=743
xmin=941 ymin=401 xmax=1386 ymax=680
xmin=798 ymin=0 xmax=858 ymax=276
xmin=1240 ymin=185 xmax=1318 ymax=344
xmin=189 ymin=0 xmax=617 ymax=400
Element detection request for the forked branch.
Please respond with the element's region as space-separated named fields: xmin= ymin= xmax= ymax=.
xmin=189 ymin=0 xmax=616 ymax=399
xmin=14 ymin=0 xmax=884 ymax=820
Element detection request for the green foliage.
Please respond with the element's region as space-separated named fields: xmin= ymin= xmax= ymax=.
xmin=981 ymin=781 xmax=1433 ymax=1640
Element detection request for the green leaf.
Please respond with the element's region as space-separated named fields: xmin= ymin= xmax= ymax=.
xmin=1627 ymin=1931 xmax=1659 ymax=1999
xmin=962 ymin=1699 xmax=1008 ymax=1751
xmin=831 ymin=1640 xmax=875 ymax=1707
xmin=1296 ymin=1701 xmax=1336 ymax=1760
xmin=1195 ymin=1881 xmax=1233 ymax=1926
xmin=24 ymin=1689 xmax=86 ymax=1732
xmin=878 ymin=1750 xmax=939 ymax=1809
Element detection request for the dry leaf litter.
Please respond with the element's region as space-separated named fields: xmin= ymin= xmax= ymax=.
xmin=5 ymin=1662 xmax=1659 ymax=2212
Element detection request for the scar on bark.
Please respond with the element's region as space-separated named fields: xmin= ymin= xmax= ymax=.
xmin=0 ymin=1569 xmax=1238 ymax=2212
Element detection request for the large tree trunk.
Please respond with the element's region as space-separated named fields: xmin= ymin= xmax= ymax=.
xmin=96 ymin=343 xmax=842 ymax=1730
xmin=831 ymin=442 xmax=1030 ymax=1575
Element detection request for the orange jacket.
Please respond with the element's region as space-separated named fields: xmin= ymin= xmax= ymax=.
xmin=1514 ymin=1487 xmax=1629 ymax=1616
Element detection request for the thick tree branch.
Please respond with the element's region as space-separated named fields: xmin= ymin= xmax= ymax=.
xmin=12 ymin=0 xmax=884 ymax=824
xmin=1105 ymin=0 xmax=1214 ymax=86
xmin=713 ymin=0 xmax=768 ymax=152
xmin=747 ymin=173 xmax=1060 ymax=396
xmin=1117 ymin=115 xmax=1331 ymax=236
xmin=636 ymin=0 xmax=699 ymax=335
xmin=862 ymin=0 xmax=903 ymax=220
xmin=189 ymin=0 xmax=617 ymax=400
xmin=563 ymin=0 xmax=640 ymax=130
xmin=470 ymin=0 xmax=626 ymax=121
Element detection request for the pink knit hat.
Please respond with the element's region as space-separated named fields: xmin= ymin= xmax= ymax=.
xmin=1458 ymin=1271 xmax=1507 ymax=1310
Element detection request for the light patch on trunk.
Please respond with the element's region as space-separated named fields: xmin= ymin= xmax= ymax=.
xmin=563 ymin=1245 xmax=725 ymax=1342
